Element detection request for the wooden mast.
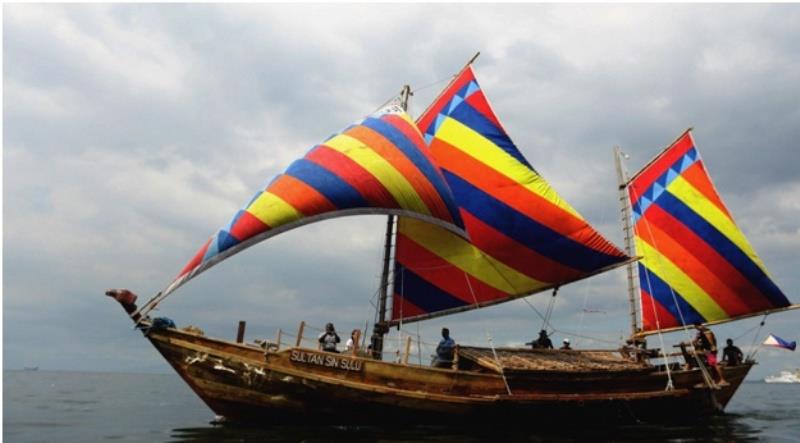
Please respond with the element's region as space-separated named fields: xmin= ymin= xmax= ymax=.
xmin=614 ymin=146 xmax=640 ymax=338
xmin=371 ymin=85 xmax=412 ymax=359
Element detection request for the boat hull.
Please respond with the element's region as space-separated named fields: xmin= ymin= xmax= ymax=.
xmin=144 ymin=326 xmax=752 ymax=425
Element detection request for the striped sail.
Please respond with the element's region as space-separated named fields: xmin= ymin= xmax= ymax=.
xmin=391 ymin=66 xmax=629 ymax=324
xmin=163 ymin=104 xmax=465 ymax=297
xmin=629 ymin=130 xmax=791 ymax=333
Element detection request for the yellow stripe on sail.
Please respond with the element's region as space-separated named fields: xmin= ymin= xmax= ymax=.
xmin=400 ymin=218 xmax=545 ymax=294
xmin=247 ymin=192 xmax=303 ymax=229
xmin=636 ymin=236 xmax=728 ymax=321
xmin=435 ymin=117 xmax=582 ymax=219
xmin=667 ymin=176 xmax=769 ymax=274
xmin=323 ymin=133 xmax=430 ymax=215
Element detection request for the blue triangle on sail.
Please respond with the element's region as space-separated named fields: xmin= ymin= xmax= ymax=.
xmin=217 ymin=230 xmax=239 ymax=253
xmin=651 ymin=181 xmax=666 ymax=202
xmin=687 ymin=147 xmax=698 ymax=161
xmin=424 ymin=133 xmax=434 ymax=145
xmin=665 ymin=168 xmax=679 ymax=185
xmin=639 ymin=195 xmax=653 ymax=214
xmin=465 ymin=81 xmax=480 ymax=98
xmin=448 ymin=95 xmax=464 ymax=114
xmin=680 ymin=154 xmax=694 ymax=172
xmin=433 ymin=113 xmax=447 ymax=134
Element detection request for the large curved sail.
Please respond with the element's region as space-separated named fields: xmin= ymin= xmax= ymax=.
xmin=160 ymin=104 xmax=466 ymax=300
xmin=629 ymin=130 xmax=793 ymax=334
xmin=391 ymin=66 xmax=629 ymax=324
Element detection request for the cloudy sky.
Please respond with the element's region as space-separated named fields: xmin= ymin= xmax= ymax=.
xmin=4 ymin=4 xmax=800 ymax=379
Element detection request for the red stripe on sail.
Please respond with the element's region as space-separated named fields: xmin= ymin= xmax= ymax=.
xmin=639 ymin=204 xmax=774 ymax=312
xmin=343 ymin=124 xmax=452 ymax=220
xmin=464 ymin=89 xmax=504 ymax=133
xmin=266 ymin=174 xmax=337 ymax=217
xmin=641 ymin=289 xmax=681 ymax=331
xmin=461 ymin=211 xmax=583 ymax=284
xmin=178 ymin=238 xmax=212 ymax=278
xmin=636 ymin=214 xmax=755 ymax=316
xmin=630 ymin=132 xmax=694 ymax=200
xmin=432 ymin=138 xmax=621 ymax=255
xmin=395 ymin=232 xmax=510 ymax=304
xmin=417 ymin=67 xmax=476 ymax=134
xmin=679 ymin=161 xmax=733 ymax=220
xmin=391 ymin=294 xmax=427 ymax=319
xmin=306 ymin=145 xmax=399 ymax=209
xmin=229 ymin=210 xmax=270 ymax=242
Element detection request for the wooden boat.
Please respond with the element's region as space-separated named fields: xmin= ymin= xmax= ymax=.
xmin=107 ymin=55 xmax=798 ymax=425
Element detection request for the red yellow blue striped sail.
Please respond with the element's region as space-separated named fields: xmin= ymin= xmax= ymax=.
xmin=629 ymin=130 xmax=791 ymax=333
xmin=391 ymin=66 xmax=629 ymax=323
xmin=161 ymin=104 xmax=465 ymax=298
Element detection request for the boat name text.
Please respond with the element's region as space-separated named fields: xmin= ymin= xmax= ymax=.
xmin=289 ymin=350 xmax=363 ymax=372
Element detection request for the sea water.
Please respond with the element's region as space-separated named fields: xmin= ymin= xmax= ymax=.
xmin=4 ymin=370 xmax=799 ymax=442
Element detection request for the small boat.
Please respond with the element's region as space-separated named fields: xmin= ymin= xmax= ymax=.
xmin=765 ymin=370 xmax=800 ymax=383
xmin=23 ymin=367 xmax=39 ymax=372
xmin=107 ymin=55 xmax=799 ymax=425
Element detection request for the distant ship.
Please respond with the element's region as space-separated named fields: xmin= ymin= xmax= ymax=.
xmin=765 ymin=370 xmax=800 ymax=383
xmin=23 ymin=367 xmax=39 ymax=372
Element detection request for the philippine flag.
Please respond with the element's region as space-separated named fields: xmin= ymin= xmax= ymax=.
xmin=763 ymin=334 xmax=797 ymax=351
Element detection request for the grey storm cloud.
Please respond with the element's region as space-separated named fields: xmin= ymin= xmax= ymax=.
xmin=4 ymin=3 xmax=800 ymax=376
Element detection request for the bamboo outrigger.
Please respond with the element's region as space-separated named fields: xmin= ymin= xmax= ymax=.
xmin=108 ymin=55 xmax=797 ymax=425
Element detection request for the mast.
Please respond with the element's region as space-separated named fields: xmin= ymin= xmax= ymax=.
xmin=614 ymin=146 xmax=640 ymax=337
xmin=371 ymin=85 xmax=412 ymax=359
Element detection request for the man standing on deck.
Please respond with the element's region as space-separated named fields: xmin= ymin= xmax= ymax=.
xmin=560 ymin=338 xmax=572 ymax=350
xmin=318 ymin=323 xmax=341 ymax=353
xmin=693 ymin=324 xmax=728 ymax=386
xmin=433 ymin=328 xmax=456 ymax=368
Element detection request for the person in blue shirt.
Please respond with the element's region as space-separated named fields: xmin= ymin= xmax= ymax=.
xmin=433 ymin=328 xmax=456 ymax=368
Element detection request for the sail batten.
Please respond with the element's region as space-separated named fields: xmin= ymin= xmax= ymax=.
xmin=391 ymin=66 xmax=629 ymax=324
xmin=630 ymin=130 xmax=791 ymax=333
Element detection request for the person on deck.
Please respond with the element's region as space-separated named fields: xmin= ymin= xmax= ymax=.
xmin=345 ymin=329 xmax=360 ymax=353
xmin=560 ymin=338 xmax=572 ymax=350
xmin=693 ymin=324 xmax=728 ymax=386
xmin=526 ymin=330 xmax=554 ymax=349
xmin=722 ymin=338 xmax=744 ymax=367
xmin=318 ymin=323 xmax=341 ymax=353
xmin=433 ymin=328 xmax=456 ymax=368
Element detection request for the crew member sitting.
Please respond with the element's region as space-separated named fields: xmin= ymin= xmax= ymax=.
xmin=318 ymin=322 xmax=341 ymax=353
xmin=433 ymin=328 xmax=456 ymax=368
xmin=526 ymin=329 xmax=554 ymax=349
xmin=722 ymin=338 xmax=743 ymax=367
xmin=560 ymin=338 xmax=572 ymax=350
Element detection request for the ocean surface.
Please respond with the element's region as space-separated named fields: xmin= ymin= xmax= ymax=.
xmin=4 ymin=370 xmax=799 ymax=442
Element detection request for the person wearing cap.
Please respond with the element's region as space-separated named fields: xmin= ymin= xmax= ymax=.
xmin=693 ymin=323 xmax=728 ymax=386
xmin=560 ymin=338 xmax=572 ymax=350
xmin=318 ymin=322 xmax=341 ymax=353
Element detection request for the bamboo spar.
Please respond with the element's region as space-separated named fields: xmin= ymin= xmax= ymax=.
xmin=614 ymin=146 xmax=641 ymax=337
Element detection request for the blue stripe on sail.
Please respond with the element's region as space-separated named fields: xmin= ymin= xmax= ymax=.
xmin=285 ymin=156 xmax=369 ymax=209
xmin=394 ymin=264 xmax=468 ymax=314
xmin=443 ymin=171 xmax=624 ymax=273
xmin=446 ymin=100 xmax=534 ymax=170
xmin=361 ymin=117 xmax=464 ymax=227
xmin=655 ymin=191 xmax=790 ymax=308
xmin=638 ymin=263 xmax=705 ymax=326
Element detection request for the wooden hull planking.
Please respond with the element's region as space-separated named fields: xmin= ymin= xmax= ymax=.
xmin=144 ymin=326 xmax=752 ymax=425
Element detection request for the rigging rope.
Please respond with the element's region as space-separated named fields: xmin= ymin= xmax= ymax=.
xmin=746 ymin=314 xmax=768 ymax=360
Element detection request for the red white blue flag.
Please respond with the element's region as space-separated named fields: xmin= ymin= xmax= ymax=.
xmin=763 ymin=334 xmax=796 ymax=351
